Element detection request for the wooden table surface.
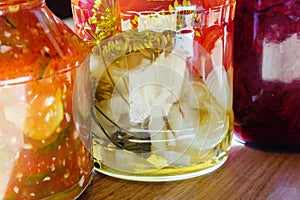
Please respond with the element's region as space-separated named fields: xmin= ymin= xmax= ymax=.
xmin=77 ymin=141 xmax=300 ymax=200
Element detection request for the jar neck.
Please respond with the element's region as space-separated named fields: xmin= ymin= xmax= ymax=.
xmin=0 ymin=0 xmax=44 ymax=7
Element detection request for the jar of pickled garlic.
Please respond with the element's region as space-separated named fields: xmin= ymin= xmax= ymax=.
xmin=0 ymin=0 xmax=93 ymax=199
xmin=72 ymin=0 xmax=236 ymax=181
xmin=233 ymin=0 xmax=300 ymax=149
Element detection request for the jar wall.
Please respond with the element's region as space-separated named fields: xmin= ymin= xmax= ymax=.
xmin=0 ymin=1 xmax=93 ymax=199
xmin=72 ymin=0 xmax=236 ymax=181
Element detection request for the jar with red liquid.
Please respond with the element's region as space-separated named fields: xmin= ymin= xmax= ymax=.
xmin=0 ymin=0 xmax=93 ymax=199
xmin=233 ymin=0 xmax=300 ymax=149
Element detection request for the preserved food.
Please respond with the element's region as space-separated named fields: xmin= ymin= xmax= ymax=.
xmin=0 ymin=0 xmax=94 ymax=199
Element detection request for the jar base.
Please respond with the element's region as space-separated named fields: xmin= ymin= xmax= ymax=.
xmin=74 ymin=174 xmax=93 ymax=200
xmin=93 ymin=152 xmax=229 ymax=182
xmin=42 ymin=173 xmax=93 ymax=200
xmin=233 ymin=135 xmax=300 ymax=152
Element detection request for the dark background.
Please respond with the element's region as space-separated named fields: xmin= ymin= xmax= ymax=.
xmin=46 ymin=0 xmax=72 ymax=19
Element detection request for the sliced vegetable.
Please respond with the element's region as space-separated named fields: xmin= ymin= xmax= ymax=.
xmin=24 ymin=84 xmax=64 ymax=140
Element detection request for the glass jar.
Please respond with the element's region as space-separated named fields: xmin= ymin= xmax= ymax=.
xmin=0 ymin=0 xmax=93 ymax=199
xmin=233 ymin=0 xmax=300 ymax=149
xmin=72 ymin=0 xmax=236 ymax=181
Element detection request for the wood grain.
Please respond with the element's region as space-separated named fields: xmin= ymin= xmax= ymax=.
xmin=77 ymin=142 xmax=300 ymax=200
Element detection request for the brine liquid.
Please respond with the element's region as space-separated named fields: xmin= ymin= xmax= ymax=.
xmin=91 ymin=40 xmax=233 ymax=180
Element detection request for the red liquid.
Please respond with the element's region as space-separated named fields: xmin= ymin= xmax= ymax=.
xmin=233 ymin=0 xmax=300 ymax=148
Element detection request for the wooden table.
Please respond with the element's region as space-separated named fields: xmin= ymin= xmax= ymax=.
xmin=77 ymin=141 xmax=300 ymax=200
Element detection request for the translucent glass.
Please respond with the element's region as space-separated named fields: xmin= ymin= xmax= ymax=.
xmin=233 ymin=0 xmax=300 ymax=149
xmin=72 ymin=0 xmax=236 ymax=181
xmin=0 ymin=0 xmax=93 ymax=199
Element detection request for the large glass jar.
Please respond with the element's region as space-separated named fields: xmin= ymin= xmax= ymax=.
xmin=233 ymin=0 xmax=300 ymax=149
xmin=72 ymin=0 xmax=236 ymax=181
xmin=0 ymin=0 xmax=93 ymax=199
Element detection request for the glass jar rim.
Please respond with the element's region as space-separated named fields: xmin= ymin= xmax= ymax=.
xmin=0 ymin=0 xmax=44 ymax=10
